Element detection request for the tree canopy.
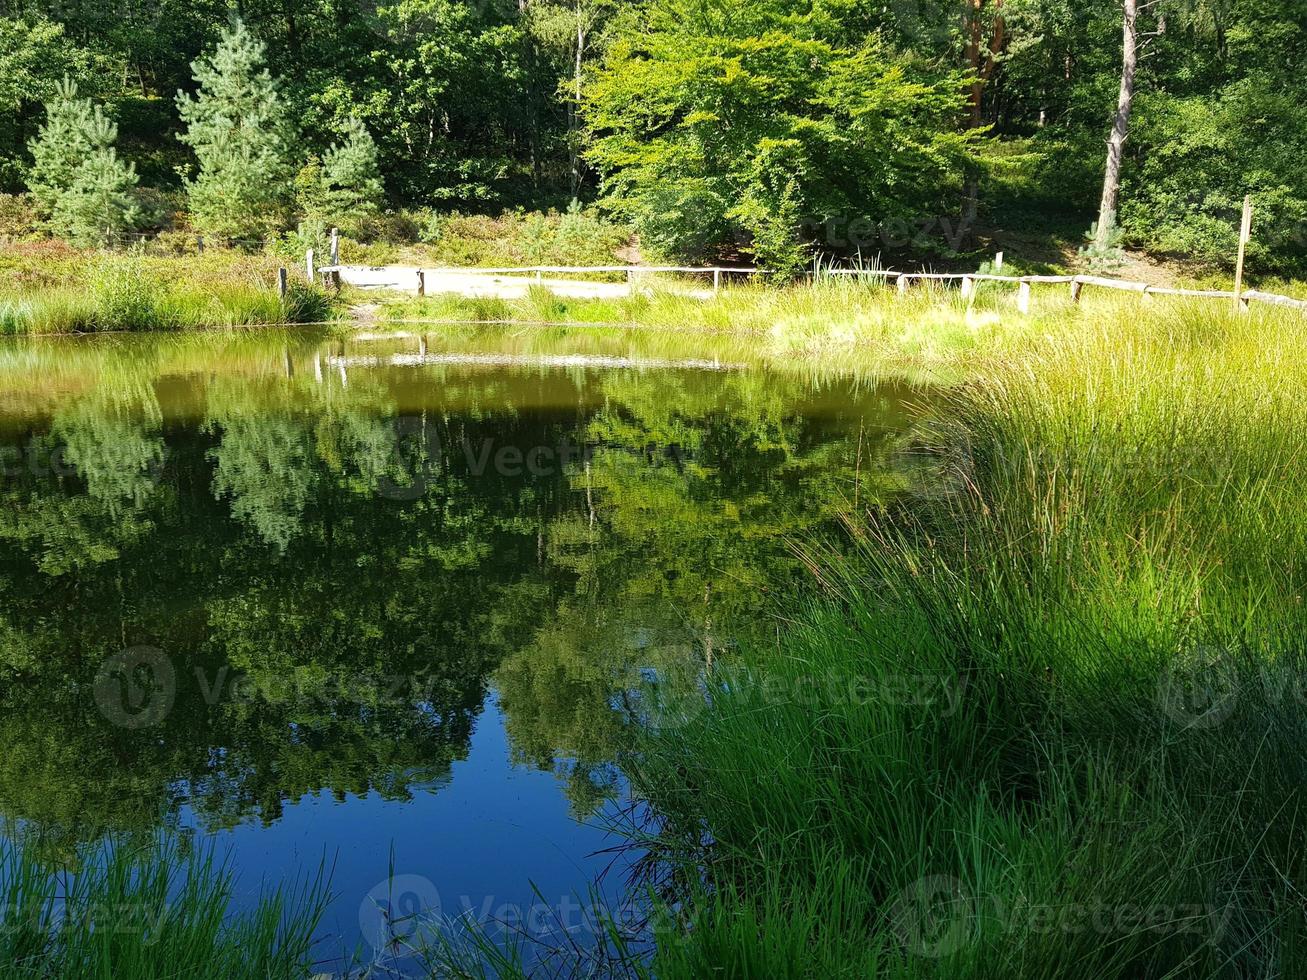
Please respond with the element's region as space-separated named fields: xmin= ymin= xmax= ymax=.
xmin=0 ymin=0 xmax=1304 ymax=271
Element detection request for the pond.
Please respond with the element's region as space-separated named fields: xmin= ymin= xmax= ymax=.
xmin=0 ymin=326 xmax=924 ymax=972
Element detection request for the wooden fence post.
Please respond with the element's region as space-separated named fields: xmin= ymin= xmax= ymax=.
xmin=994 ymin=251 xmax=1004 ymax=272
xmin=1017 ymin=281 xmax=1031 ymax=314
xmin=1070 ymin=279 xmax=1084 ymax=304
xmin=713 ymin=269 xmax=721 ymax=296
xmin=196 ymin=235 xmax=204 ymax=255
xmin=277 ymin=267 xmax=288 ymax=299
xmin=306 ymin=248 xmax=315 ymax=282
xmin=1233 ymin=194 xmax=1253 ymax=313
xmin=416 ymin=269 xmax=425 ymax=297
xmin=330 ymin=227 xmax=339 ymax=267
xmin=897 ymin=274 xmax=909 ymax=296
xmin=960 ymin=276 xmax=974 ymax=301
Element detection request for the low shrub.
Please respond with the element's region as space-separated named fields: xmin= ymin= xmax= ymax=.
xmin=0 ymin=194 xmax=40 ymax=240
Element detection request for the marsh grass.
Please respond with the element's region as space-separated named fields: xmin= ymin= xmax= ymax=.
xmin=0 ymin=253 xmax=333 ymax=334
xmin=375 ymin=275 xmax=1085 ymax=382
xmin=0 ymin=833 xmax=330 ymax=978
xmin=626 ymin=300 xmax=1307 ymax=977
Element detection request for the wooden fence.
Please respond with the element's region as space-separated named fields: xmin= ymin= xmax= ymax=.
xmin=317 ymin=262 xmax=757 ymax=297
xmin=303 ymin=256 xmax=1307 ymax=314
xmin=821 ymin=269 xmax=1307 ymax=313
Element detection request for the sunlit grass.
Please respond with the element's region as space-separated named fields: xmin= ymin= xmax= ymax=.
xmin=373 ymin=276 xmax=1222 ymax=383
xmin=0 ymin=254 xmax=334 ymax=334
xmin=626 ymin=300 xmax=1307 ymax=977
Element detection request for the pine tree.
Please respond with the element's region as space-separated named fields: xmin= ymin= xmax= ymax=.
xmin=321 ymin=117 xmax=384 ymax=224
xmin=296 ymin=117 xmax=385 ymax=234
xmin=177 ymin=20 xmax=295 ymax=240
xmin=54 ymin=147 xmax=141 ymax=247
xmin=27 ymin=78 xmax=94 ymax=217
xmin=27 ymin=78 xmax=139 ymax=246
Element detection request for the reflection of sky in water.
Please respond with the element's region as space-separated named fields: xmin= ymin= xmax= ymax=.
xmin=0 ymin=328 xmax=923 ymax=966
xmin=200 ymin=693 xmax=631 ymax=972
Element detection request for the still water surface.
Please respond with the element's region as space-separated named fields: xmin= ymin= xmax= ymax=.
xmin=0 ymin=327 xmax=921 ymax=969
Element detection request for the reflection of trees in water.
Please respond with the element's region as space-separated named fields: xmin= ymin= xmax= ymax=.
xmin=494 ymin=370 xmax=913 ymax=816
xmin=0 ymin=359 xmax=912 ymax=846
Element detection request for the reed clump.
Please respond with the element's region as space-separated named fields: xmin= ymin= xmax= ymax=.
xmin=0 ymin=833 xmax=328 ymax=978
xmin=0 ymin=253 xmax=332 ymax=334
xmin=632 ymin=300 xmax=1307 ymax=978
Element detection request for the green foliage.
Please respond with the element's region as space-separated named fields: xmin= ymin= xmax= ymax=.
xmin=362 ymin=207 xmax=631 ymax=268
xmin=177 ymin=20 xmax=296 ymax=240
xmin=295 ymin=117 xmax=385 ymax=234
xmin=53 ymin=148 xmax=141 ymax=247
xmin=1080 ymin=214 xmax=1126 ymax=272
xmin=26 ymin=78 xmax=140 ymax=246
xmin=583 ymin=0 xmax=977 ymax=272
xmin=27 ymin=79 xmax=96 ymax=216
xmin=1119 ymin=85 xmax=1307 ymax=273
xmin=322 ymin=117 xmax=384 ymax=219
xmin=4 ymin=0 xmax=1307 ymax=274
xmin=305 ymin=0 xmax=538 ymax=205
xmin=0 ymin=16 xmax=96 ymax=191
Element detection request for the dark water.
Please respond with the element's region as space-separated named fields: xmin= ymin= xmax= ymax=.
xmin=0 ymin=327 xmax=921 ymax=970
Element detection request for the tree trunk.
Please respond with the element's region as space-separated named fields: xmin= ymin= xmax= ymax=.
xmin=518 ymin=0 xmax=542 ymax=188
xmin=966 ymin=0 xmax=984 ymax=128
xmin=962 ymin=0 xmax=1005 ymax=238
xmin=570 ymin=12 xmax=586 ymax=198
xmin=1096 ymin=0 xmax=1138 ymax=246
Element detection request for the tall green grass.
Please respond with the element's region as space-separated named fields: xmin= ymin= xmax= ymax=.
xmin=376 ymin=274 xmax=1072 ymax=383
xmin=0 ymin=257 xmax=333 ymax=334
xmin=630 ymin=301 xmax=1307 ymax=977
xmin=0 ymin=833 xmax=329 ymax=978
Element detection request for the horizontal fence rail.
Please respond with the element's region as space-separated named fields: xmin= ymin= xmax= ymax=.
xmin=822 ymin=269 xmax=1307 ymax=313
xmin=319 ymin=264 xmax=757 ymax=275
xmin=317 ymin=263 xmax=760 ymax=298
xmin=309 ymin=261 xmax=1307 ymax=314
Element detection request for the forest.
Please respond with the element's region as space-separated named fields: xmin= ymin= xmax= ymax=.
xmin=1 ymin=0 xmax=1305 ymax=275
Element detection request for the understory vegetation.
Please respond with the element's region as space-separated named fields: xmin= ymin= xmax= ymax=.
xmin=628 ymin=301 xmax=1307 ymax=977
